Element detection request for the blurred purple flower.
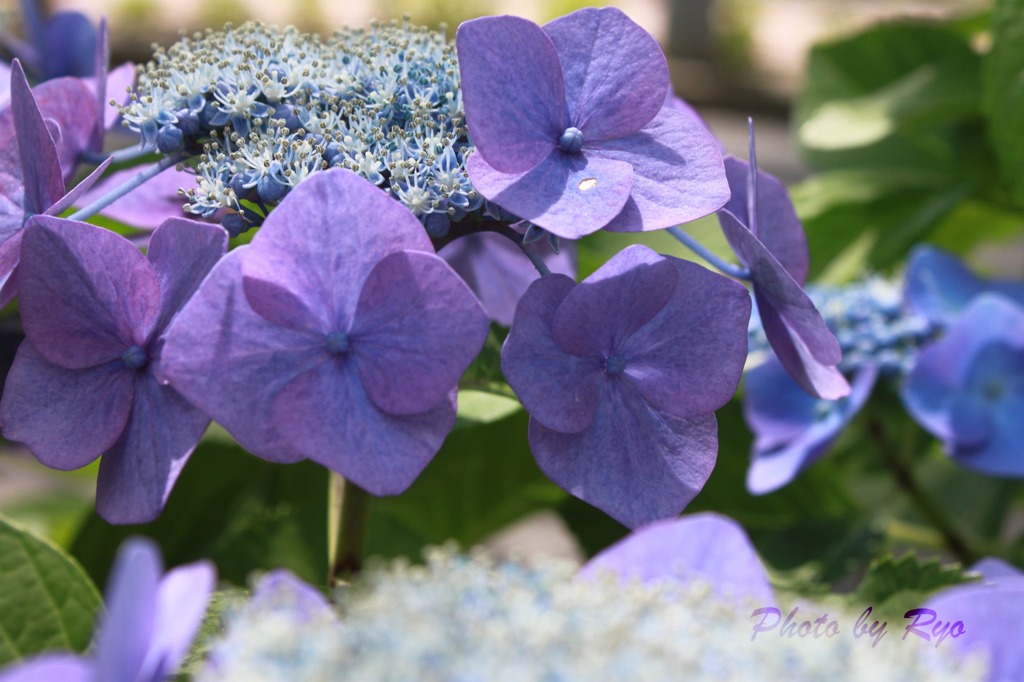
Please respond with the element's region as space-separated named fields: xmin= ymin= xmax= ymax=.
xmin=902 ymin=293 xmax=1024 ymax=477
xmin=501 ymin=244 xmax=750 ymax=528
xmin=457 ymin=8 xmax=727 ymax=240
xmin=924 ymin=558 xmax=1024 ymax=681
xmin=744 ymin=356 xmax=876 ymax=494
xmin=0 ymin=537 xmax=214 ymax=682
xmin=718 ymin=126 xmax=848 ymax=400
xmin=0 ymin=60 xmax=109 ymax=306
xmin=904 ymin=245 xmax=1024 ymax=328
xmin=161 ymin=169 xmax=490 ymax=494
xmin=1 ymin=0 xmax=97 ymax=81
xmin=439 ymin=231 xmax=576 ymax=326
xmin=580 ymin=512 xmax=775 ymax=604
xmin=0 ymin=216 xmax=226 ymax=523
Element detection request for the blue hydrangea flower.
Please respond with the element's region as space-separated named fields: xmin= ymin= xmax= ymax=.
xmin=0 ymin=216 xmax=226 ymax=523
xmin=457 ymin=8 xmax=728 ymax=240
xmin=902 ymin=293 xmax=1024 ymax=477
xmin=743 ymin=356 xmax=877 ymax=494
xmin=904 ymin=245 xmax=1024 ymax=328
xmin=160 ymin=169 xmax=490 ymax=494
xmin=501 ymin=244 xmax=750 ymax=528
xmin=718 ymin=127 xmax=848 ymax=400
xmin=0 ymin=538 xmax=214 ymax=682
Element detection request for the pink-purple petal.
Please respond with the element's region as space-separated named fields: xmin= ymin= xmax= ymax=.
xmin=351 ymin=250 xmax=488 ymax=416
xmin=0 ymin=656 xmax=91 ymax=682
xmin=594 ymin=107 xmax=729 ymax=233
xmin=95 ymin=372 xmax=209 ymax=524
xmin=0 ymin=231 xmax=22 ymax=308
xmin=0 ymin=341 xmax=132 ymax=470
xmin=466 ymin=149 xmax=633 ymax=239
xmin=19 ymin=217 xmax=161 ymax=369
xmin=43 ymin=157 xmax=112 ymax=218
xmin=79 ymin=166 xmax=192 ymax=230
xmin=456 ymin=16 xmax=566 ymax=174
xmin=31 ymin=76 xmax=98 ymax=180
xmin=551 ymin=244 xmax=677 ymax=356
xmin=10 ymin=61 xmax=64 ymax=214
xmin=543 ymin=8 xmax=667 ymax=140
xmin=160 ymin=249 xmax=319 ymax=463
xmin=501 ymin=274 xmax=603 ymax=434
xmin=93 ymin=538 xmax=160 ymax=682
xmin=620 ymin=256 xmax=752 ymax=418
xmin=138 ymin=560 xmax=215 ymax=681
xmin=145 ymin=218 xmax=228 ymax=335
xmin=271 ymin=362 xmax=456 ymax=495
xmin=242 ymin=169 xmax=432 ymax=331
xmin=529 ymin=380 xmax=718 ymax=529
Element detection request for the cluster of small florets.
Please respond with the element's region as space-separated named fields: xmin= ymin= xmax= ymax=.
xmin=750 ymin=276 xmax=938 ymax=377
xmin=120 ymin=20 xmax=493 ymax=236
xmin=198 ymin=547 xmax=980 ymax=682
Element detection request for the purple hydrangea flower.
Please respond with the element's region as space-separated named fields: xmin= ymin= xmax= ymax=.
xmin=160 ymin=168 xmax=490 ymax=494
xmin=439 ymin=231 xmax=576 ymax=326
xmin=456 ymin=8 xmax=728 ymax=240
xmin=0 ymin=60 xmax=109 ymax=306
xmin=904 ymin=245 xmax=1024 ymax=328
xmin=924 ymin=558 xmax=1024 ymax=681
xmin=0 ymin=216 xmax=227 ymax=523
xmin=501 ymin=244 xmax=751 ymax=528
xmin=744 ymin=356 xmax=877 ymax=494
xmin=0 ymin=537 xmax=214 ymax=682
xmin=580 ymin=512 xmax=775 ymax=603
xmin=718 ymin=126 xmax=848 ymax=400
xmin=901 ymin=293 xmax=1024 ymax=477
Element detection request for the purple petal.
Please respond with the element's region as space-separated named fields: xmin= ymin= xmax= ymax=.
xmin=102 ymin=63 xmax=135 ymax=129
xmin=438 ymin=231 xmax=576 ymax=326
xmin=31 ymin=77 xmax=99 ymax=180
xmin=271 ymin=362 xmax=456 ymax=495
xmin=581 ymin=512 xmax=774 ymax=603
xmin=138 ymin=560 xmax=215 ymax=681
xmin=971 ymin=557 xmax=1023 ymax=583
xmin=160 ymin=248 xmax=319 ymax=464
xmin=95 ymin=372 xmax=209 ymax=524
xmin=543 ymin=8 xmax=667 ymax=140
xmin=456 ymin=16 xmax=566 ymax=174
xmin=145 ymin=217 xmax=228 ymax=335
xmin=593 ymin=106 xmax=729 ymax=233
xmin=242 ymin=168 xmax=432 ymax=333
xmin=722 ymin=155 xmax=808 ymax=285
xmin=747 ymin=363 xmax=877 ymax=494
xmin=10 ymin=61 xmax=64 ymax=214
xmin=89 ymin=18 xmax=109 ymax=152
xmin=44 ymin=157 xmax=112 ymax=218
xmin=551 ymin=244 xmax=676 ymax=357
xmin=351 ymin=250 xmax=488 ymax=415
xmin=720 ymin=209 xmax=848 ymax=399
xmin=0 ymin=232 xmax=23 ymax=309
xmin=529 ymin=380 xmax=718 ymax=529
xmin=248 ymin=570 xmax=332 ymax=621
xmin=94 ymin=538 xmax=161 ymax=682
xmin=0 ymin=62 xmax=10 ymax=109
xmin=0 ymin=655 xmax=91 ymax=682
xmin=19 ymin=216 xmax=160 ymax=369
xmin=79 ymin=166 xmax=193 ymax=230
xmin=40 ymin=12 xmax=96 ymax=79
xmin=0 ymin=341 xmax=132 ymax=470
xmin=616 ymin=256 xmax=751 ymax=418
xmin=467 ymin=149 xmax=633 ymax=239
xmin=501 ymin=274 xmax=603 ymax=434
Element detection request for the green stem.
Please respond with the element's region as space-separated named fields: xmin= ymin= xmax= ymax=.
xmin=328 ymin=473 xmax=372 ymax=584
xmin=868 ymin=417 xmax=978 ymax=564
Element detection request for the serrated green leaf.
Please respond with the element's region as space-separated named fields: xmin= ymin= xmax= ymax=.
xmin=853 ymin=553 xmax=977 ymax=620
xmin=0 ymin=515 xmax=102 ymax=666
xmin=984 ymin=0 xmax=1024 ymax=209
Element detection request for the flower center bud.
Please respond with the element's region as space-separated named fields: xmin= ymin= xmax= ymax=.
xmin=326 ymin=331 xmax=350 ymax=354
xmin=558 ymin=127 xmax=584 ymax=154
xmin=605 ymin=354 xmax=627 ymax=376
xmin=122 ymin=345 xmax=148 ymax=370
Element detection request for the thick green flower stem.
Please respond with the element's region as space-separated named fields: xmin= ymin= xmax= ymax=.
xmin=328 ymin=473 xmax=372 ymax=584
xmin=868 ymin=417 xmax=979 ymax=565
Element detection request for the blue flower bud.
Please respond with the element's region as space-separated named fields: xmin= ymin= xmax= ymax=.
xmin=156 ymin=124 xmax=184 ymax=153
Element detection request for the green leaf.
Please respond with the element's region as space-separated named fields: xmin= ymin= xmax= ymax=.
xmin=852 ymin=553 xmax=977 ymax=620
xmin=984 ymin=0 xmax=1024 ymax=209
xmin=366 ymin=406 xmax=564 ymax=559
xmin=0 ymin=515 xmax=101 ymax=666
xmin=456 ymin=389 xmax=522 ymax=426
xmin=70 ymin=437 xmax=329 ymax=589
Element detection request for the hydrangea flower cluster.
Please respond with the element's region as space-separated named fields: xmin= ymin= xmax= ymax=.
xmin=120 ymin=20 xmax=488 ymax=236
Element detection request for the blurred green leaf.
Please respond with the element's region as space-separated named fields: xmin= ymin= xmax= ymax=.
xmin=0 ymin=515 xmax=101 ymax=666
xmin=852 ymin=553 xmax=976 ymax=620
xmin=984 ymin=0 xmax=1024 ymax=209
xmin=70 ymin=438 xmax=329 ymax=589
xmin=456 ymin=389 xmax=522 ymax=426
xmin=366 ymin=407 xmax=564 ymax=560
